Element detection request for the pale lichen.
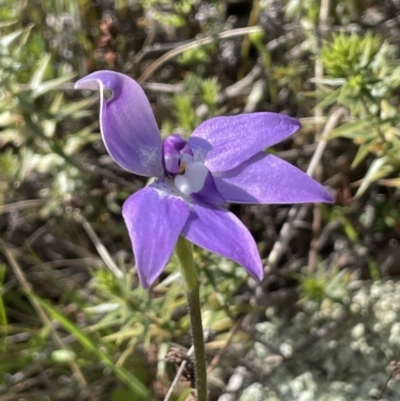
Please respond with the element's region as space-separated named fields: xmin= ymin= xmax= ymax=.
xmin=239 ymin=280 xmax=400 ymax=401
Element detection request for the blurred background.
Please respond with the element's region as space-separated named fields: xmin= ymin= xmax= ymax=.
xmin=1 ymin=0 xmax=400 ymax=400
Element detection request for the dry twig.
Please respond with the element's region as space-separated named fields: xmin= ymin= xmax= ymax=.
xmin=163 ymin=346 xmax=194 ymax=401
xmin=138 ymin=26 xmax=263 ymax=83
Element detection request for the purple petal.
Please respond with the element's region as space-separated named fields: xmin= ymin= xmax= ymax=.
xmin=75 ymin=71 xmax=163 ymax=177
xmin=163 ymin=134 xmax=193 ymax=175
xmin=122 ymin=183 xmax=189 ymax=288
xmin=191 ymin=170 xmax=226 ymax=206
xmin=214 ymin=153 xmax=334 ymax=204
xmin=182 ymin=203 xmax=263 ymax=280
xmin=188 ymin=136 xmax=212 ymax=163
xmin=190 ymin=112 xmax=301 ymax=172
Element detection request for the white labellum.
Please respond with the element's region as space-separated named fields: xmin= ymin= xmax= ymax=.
xmin=174 ymin=162 xmax=208 ymax=195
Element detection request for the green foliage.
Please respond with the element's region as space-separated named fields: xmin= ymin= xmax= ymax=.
xmin=172 ymin=93 xmax=199 ymax=132
xmin=298 ymin=266 xmax=350 ymax=305
xmin=0 ymin=265 xmax=7 ymax=326
xmin=319 ymin=32 xmax=398 ymax=114
xmin=167 ymin=73 xmax=224 ymax=135
xmin=35 ymin=294 xmax=152 ymax=399
xmin=0 ymin=20 xmax=98 ymax=216
xmin=321 ymin=32 xmax=382 ymax=79
xmin=179 ymin=45 xmax=212 ymax=67
xmin=2 ymin=1 xmax=400 ymax=400
xmin=331 ymin=206 xmax=359 ymax=241
xmin=137 ymin=0 xmax=198 ymax=28
xmin=320 ymin=32 xmax=400 ymax=194
xmin=285 ymin=0 xmax=321 ymax=24
xmin=201 ymin=77 xmax=221 ymax=114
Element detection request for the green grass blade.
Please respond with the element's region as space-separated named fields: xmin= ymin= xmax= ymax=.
xmin=0 ymin=264 xmax=8 ymax=326
xmin=33 ymin=295 xmax=152 ymax=399
xmin=29 ymin=54 xmax=51 ymax=89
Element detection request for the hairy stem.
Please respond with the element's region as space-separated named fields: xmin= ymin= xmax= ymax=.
xmin=174 ymin=236 xmax=207 ymax=401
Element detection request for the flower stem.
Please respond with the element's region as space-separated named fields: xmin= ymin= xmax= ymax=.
xmin=174 ymin=236 xmax=207 ymax=401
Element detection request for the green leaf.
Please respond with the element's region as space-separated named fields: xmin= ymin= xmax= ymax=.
xmin=351 ymin=142 xmax=372 ymax=168
xmin=341 ymin=215 xmax=359 ymax=242
xmin=32 ymin=73 xmax=76 ymax=98
xmin=48 ymin=92 xmax=64 ymax=114
xmin=356 ymin=156 xmax=395 ymax=196
xmin=63 ymin=124 xmax=98 ymax=155
xmin=0 ymin=21 xmax=17 ymax=28
xmin=176 ymin=388 xmax=194 ymax=401
xmin=55 ymin=96 xmax=96 ymax=120
xmin=29 ymin=54 xmax=52 ymax=89
xmin=0 ymin=264 xmax=8 ymax=326
xmin=316 ymin=88 xmax=341 ymax=109
xmin=13 ymin=24 xmax=33 ymax=58
xmin=366 ymin=255 xmax=381 ymax=281
xmin=325 ymin=269 xmax=349 ymax=300
xmin=329 ymin=119 xmax=374 ymax=140
xmin=0 ymin=29 xmax=23 ymax=47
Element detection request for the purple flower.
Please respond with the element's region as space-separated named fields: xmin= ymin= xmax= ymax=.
xmin=75 ymin=71 xmax=333 ymax=288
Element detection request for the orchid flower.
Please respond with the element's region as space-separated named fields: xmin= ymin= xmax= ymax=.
xmin=75 ymin=71 xmax=333 ymax=288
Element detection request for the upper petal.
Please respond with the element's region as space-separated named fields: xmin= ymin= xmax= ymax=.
xmin=190 ymin=112 xmax=301 ymax=172
xmin=122 ymin=183 xmax=190 ymax=288
xmin=75 ymin=71 xmax=163 ymax=177
xmin=182 ymin=203 xmax=263 ymax=280
xmin=214 ymin=152 xmax=334 ymax=204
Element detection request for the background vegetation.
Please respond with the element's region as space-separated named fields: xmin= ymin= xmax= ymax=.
xmin=1 ymin=0 xmax=400 ymax=400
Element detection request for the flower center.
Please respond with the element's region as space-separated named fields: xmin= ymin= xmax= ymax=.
xmin=162 ymin=134 xmax=210 ymax=196
xmin=174 ymin=162 xmax=209 ymax=195
xmin=162 ymin=134 xmax=193 ymax=177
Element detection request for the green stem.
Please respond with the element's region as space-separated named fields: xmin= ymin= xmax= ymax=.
xmin=174 ymin=236 xmax=207 ymax=401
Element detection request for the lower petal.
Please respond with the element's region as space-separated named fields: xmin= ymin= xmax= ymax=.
xmin=190 ymin=170 xmax=226 ymax=206
xmin=122 ymin=183 xmax=189 ymax=288
xmin=182 ymin=203 xmax=263 ymax=280
xmin=214 ymin=152 xmax=334 ymax=204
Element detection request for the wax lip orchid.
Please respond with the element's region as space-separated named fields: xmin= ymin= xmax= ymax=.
xmin=75 ymin=71 xmax=333 ymax=288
